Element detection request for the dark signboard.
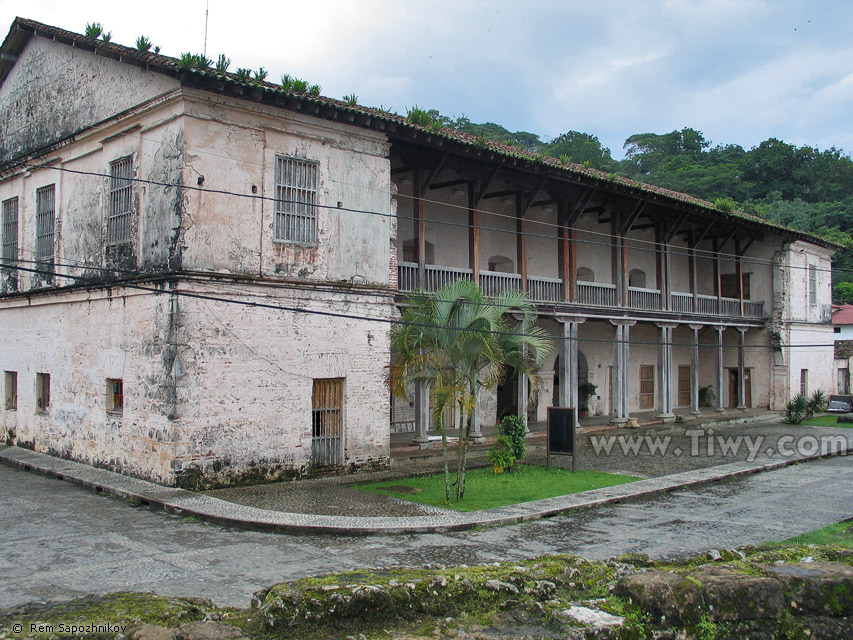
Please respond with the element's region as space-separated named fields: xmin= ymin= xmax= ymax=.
xmin=547 ymin=407 xmax=576 ymax=472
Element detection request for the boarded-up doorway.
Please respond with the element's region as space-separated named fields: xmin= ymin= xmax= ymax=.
xmin=312 ymin=378 xmax=344 ymax=467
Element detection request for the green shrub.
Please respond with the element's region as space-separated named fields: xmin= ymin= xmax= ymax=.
xmin=486 ymin=436 xmax=515 ymax=473
xmin=498 ymin=415 xmax=526 ymax=461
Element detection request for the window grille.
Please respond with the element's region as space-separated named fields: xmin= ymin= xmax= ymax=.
xmin=2 ymin=198 xmax=18 ymax=290
xmin=808 ymin=265 xmax=817 ymax=306
xmin=108 ymin=157 xmax=134 ymax=244
xmin=36 ymin=186 xmax=55 ymax=263
xmin=4 ymin=371 xmax=16 ymax=411
xmin=311 ymin=378 xmax=343 ymax=467
xmin=36 ymin=373 xmax=50 ymax=413
xmin=274 ymin=156 xmax=318 ymax=244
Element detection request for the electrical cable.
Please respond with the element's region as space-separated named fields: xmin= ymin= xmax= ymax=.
xmin=3 ymin=159 xmax=844 ymax=278
xmin=0 ymin=259 xmax=839 ymax=351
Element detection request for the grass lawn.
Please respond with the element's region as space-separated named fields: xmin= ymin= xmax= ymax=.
xmin=800 ymin=414 xmax=853 ymax=427
xmin=355 ymin=465 xmax=641 ymax=512
xmin=766 ymin=520 xmax=853 ymax=548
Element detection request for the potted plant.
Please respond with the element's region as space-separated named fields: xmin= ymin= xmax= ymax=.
xmin=579 ymin=402 xmax=589 ymax=418
xmin=579 ymin=382 xmax=598 ymax=396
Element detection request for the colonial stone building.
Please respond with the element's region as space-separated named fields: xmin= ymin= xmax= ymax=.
xmin=0 ymin=18 xmax=836 ymax=487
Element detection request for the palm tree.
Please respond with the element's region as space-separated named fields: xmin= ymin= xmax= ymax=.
xmin=390 ymin=279 xmax=553 ymax=502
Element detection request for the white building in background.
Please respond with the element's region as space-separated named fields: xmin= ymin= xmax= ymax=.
xmin=0 ymin=18 xmax=837 ymax=487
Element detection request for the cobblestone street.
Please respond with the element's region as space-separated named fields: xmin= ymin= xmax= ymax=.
xmin=2 ymin=452 xmax=851 ymax=609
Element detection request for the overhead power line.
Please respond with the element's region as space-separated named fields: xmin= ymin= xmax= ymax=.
xmin=4 ymin=159 xmax=844 ymax=278
xmin=0 ymin=259 xmax=839 ymax=351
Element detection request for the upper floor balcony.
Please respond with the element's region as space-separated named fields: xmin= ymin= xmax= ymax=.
xmin=397 ymin=261 xmax=766 ymax=319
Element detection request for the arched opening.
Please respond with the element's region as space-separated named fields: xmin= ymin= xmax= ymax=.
xmin=577 ymin=267 xmax=594 ymax=282
xmin=487 ymin=255 xmax=514 ymax=273
xmin=628 ymin=268 xmax=646 ymax=288
xmin=402 ymin=239 xmax=435 ymax=264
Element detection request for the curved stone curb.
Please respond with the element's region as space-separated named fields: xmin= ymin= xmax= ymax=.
xmin=1 ymin=443 xmax=850 ymax=536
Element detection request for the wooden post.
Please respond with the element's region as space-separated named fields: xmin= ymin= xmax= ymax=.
xmin=414 ymin=169 xmax=425 ymax=288
xmin=468 ymin=181 xmax=479 ymax=285
xmin=516 ymin=191 xmax=527 ymax=292
xmin=558 ymin=199 xmax=569 ymax=301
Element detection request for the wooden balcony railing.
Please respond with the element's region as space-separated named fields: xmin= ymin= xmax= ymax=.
xmin=479 ymin=269 xmax=522 ymax=297
xmin=628 ymin=286 xmax=662 ymax=311
xmin=578 ymin=281 xmax=617 ymax=306
xmin=527 ymin=275 xmax=563 ymax=302
xmin=396 ymin=263 xmax=765 ymax=318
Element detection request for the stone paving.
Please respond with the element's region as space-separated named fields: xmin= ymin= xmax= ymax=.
xmin=203 ymin=420 xmax=853 ymax=516
xmin=1 ymin=456 xmax=851 ymax=610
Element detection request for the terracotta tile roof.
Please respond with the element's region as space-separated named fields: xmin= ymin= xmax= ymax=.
xmin=833 ymin=304 xmax=853 ymax=325
xmin=0 ymin=17 xmax=841 ymax=251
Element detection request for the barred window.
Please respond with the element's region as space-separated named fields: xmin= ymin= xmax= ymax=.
xmin=36 ymin=185 xmax=56 ymax=271
xmin=108 ymin=157 xmax=133 ymax=244
xmin=274 ymin=156 xmax=318 ymax=244
xmin=2 ymin=198 xmax=18 ymax=290
xmin=808 ymin=264 xmax=817 ymax=307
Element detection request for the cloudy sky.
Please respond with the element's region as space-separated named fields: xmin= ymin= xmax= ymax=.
xmin=2 ymin=0 xmax=851 ymax=158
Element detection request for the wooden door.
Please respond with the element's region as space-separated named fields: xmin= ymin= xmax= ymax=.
xmin=677 ymin=365 xmax=691 ymax=407
xmin=639 ymin=365 xmax=655 ymax=409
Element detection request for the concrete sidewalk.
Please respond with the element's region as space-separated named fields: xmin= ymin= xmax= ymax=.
xmin=2 ymin=418 xmax=851 ymax=535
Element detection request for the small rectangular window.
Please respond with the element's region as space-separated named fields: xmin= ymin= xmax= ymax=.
xmin=36 ymin=185 xmax=56 ymax=284
xmin=108 ymin=157 xmax=134 ymax=244
xmin=2 ymin=197 xmax=18 ymax=291
xmin=36 ymin=373 xmax=50 ymax=413
xmin=808 ymin=265 xmax=817 ymax=306
xmin=106 ymin=378 xmax=123 ymax=414
xmin=274 ymin=156 xmax=318 ymax=245
xmin=800 ymin=369 xmax=809 ymax=397
xmin=4 ymin=371 xmax=16 ymax=410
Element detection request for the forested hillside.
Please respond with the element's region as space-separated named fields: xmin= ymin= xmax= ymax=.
xmin=420 ymin=110 xmax=853 ymax=298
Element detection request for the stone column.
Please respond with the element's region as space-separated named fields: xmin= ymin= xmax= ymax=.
xmin=737 ymin=327 xmax=747 ymax=411
xmin=715 ymin=325 xmax=726 ymax=414
xmin=655 ymin=322 xmax=678 ymax=422
xmin=412 ymin=381 xmax=432 ymax=448
xmin=610 ymin=319 xmax=635 ymax=425
xmin=688 ymin=323 xmax=703 ymax=416
xmin=556 ymin=315 xmax=586 ymax=426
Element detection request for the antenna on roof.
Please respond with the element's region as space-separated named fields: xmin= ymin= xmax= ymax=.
xmin=203 ymin=0 xmax=209 ymax=57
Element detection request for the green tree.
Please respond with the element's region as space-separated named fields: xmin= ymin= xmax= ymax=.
xmin=389 ymin=280 xmax=553 ymax=502
xmin=834 ymin=281 xmax=853 ymax=304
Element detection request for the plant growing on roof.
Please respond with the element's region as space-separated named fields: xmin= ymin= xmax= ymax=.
xmin=559 ymin=154 xmax=571 ymax=165
xmin=84 ymin=22 xmax=110 ymax=41
xmin=177 ymin=53 xmax=211 ymax=71
xmin=406 ymin=106 xmax=436 ymax=128
xmin=135 ymin=36 xmax=152 ymax=52
xmin=389 ymin=279 xmax=553 ymax=502
xmin=236 ymin=68 xmax=252 ymax=82
xmin=715 ymin=197 xmax=737 ymax=213
xmin=215 ymin=54 xmax=231 ymax=73
xmin=343 ymin=93 xmax=359 ymax=106
xmin=253 ymin=67 xmax=268 ymax=82
xmin=292 ymin=78 xmax=309 ymax=92
xmin=307 ymin=84 xmax=322 ymax=96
